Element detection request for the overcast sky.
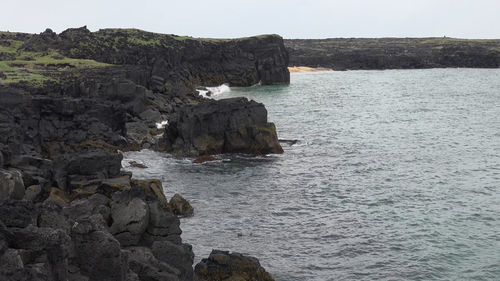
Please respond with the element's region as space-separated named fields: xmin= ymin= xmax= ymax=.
xmin=1 ymin=0 xmax=499 ymax=39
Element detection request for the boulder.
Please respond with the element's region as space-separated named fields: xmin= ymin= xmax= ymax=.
xmin=52 ymin=151 xmax=122 ymax=190
xmin=168 ymin=194 xmax=194 ymax=217
xmin=110 ymin=195 xmax=150 ymax=246
xmin=195 ymin=250 xmax=275 ymax=281
xmin=71 ymin=225 xmax=127 ymax=281
xmin=23 ymin=184 xmax=45 ymax=202
xmin=9 ymin=225 xmax=71 ymax=281
xmin=129 ymin=161 xmax=148 ymax=168
xmin=0 ymin=200 xmax=37 ymax=228
xmin=163 ymin=97 xmax=283 ymax=156
xmin=151 ymin=241 xmax=194 ymax=281
xmin=0 ymin=168 xmax=25 ymax=202
xmin=127 ymin=247 xmax=181 ymax=281
xmin=99 ymin=176 xmax=132 ymax=198
xmin=63 ymin=193 xmax=110 ymax=222
xmin=130 ymin=179 xmax=169 ymax=207
xmin=44 ymin=187 xmax=71 ymax=207
xmin=142 ymin=201 xmax=182 ymax=246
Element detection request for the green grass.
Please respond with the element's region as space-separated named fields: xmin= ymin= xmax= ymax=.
xmin=127 ymin=37 xmax=161 ymax=46
xmin=0 ymin=39 xmax=109 ymax=87
xmin=0 ymin=39 xmax=24 ymax=53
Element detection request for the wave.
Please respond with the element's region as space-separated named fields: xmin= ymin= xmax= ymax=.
xmin=155 ymin=120 xmax=169 ymax=129
xmin=197 ymin=83 xmax=231 ymax=98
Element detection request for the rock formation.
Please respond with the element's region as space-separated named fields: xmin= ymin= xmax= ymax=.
xmin=0 ymin=27 xmax=282 ymax=281
xmin=195 ymin=250 xmax=275 ymax=281
xmin=285 ymin=38 xmax=500 ymax=70
xmin=162 ymin=98 xmax=283 ymax=156
xmin=0 ymin=170 xmax=194 ymax=281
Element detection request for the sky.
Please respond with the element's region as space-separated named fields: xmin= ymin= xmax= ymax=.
xmin=1 ymin=0 xmax=499 ymax=39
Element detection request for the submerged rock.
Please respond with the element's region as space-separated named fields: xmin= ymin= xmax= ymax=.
xmin=129 ymin=161 xmax=148 ymax=168
xmin=195 ymin=250 xmax=275 ymax=281
xmin=163 ymin=97 xmax=283 ymax=156
xmin=193 ymin=155 xmax=218 ymax=164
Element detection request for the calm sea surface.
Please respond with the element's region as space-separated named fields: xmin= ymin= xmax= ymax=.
xmin=124 ymin=69 xmax=500 ymax=281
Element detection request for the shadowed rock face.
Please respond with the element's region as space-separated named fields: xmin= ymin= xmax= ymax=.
xmin=19 ymin=27 xmax=290 ymax=90
xmin=0 ymin=27 xmax=282 ymax=281
xmin=162 ymin=97 xmax=283 ymax=156
xmin=195 ymin=250 xmax=275 ymax=281
xmin=285 ymin=38 xmax=500 ymax=70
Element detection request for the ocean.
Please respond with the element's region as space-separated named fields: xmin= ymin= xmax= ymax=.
xmin=123 ymin=69 xmax=500 ymax=281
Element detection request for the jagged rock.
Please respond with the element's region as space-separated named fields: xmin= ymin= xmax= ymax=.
xmin=151 ymin=241 xmax=194 ymax=281
xmin=9 ymin=225 xmax=71 ymax=281
xmin=0 ymin=200 xmax=37 ymax=228
xmin=110 ymin=194 xmax=150 ymax=246
xmin=142 ymin=201 xmax=182 ymax=246
xmin=11 ymin=155 xmax=53 ymax=187
xmin=44 ymin=187 xmax=71 ymax=207
xmin=38 ymin=204 xmax=71 ymax=232
xmin=0 ymin=249 xmax=24 ymax=276
xmin=126 ymin=121 xmax=151 ymax=146
xmin=195 ymin=250 xmax=275 ymax=281
xmin=169 ymin=194 xmax=194 ymax=217
xmin=63 ymin=193 xmax=110 ymax=222
xmin=71 ymin=225 xmax=127 ymax=281
xmin=163 ymin=97 xmax=283 ymax=156
xmin=99 ymin=176 xmax=132 ymax=198
xmin=129 ymin=161 xmax=148 ymax=168
xmin=53 ymin=151 xmax=123 ymax=190
xmin=127 ymin=247 xmax=181 ymax=281
xmin=0 ymin=168 xmax=25 ymax=202
xmin=130 ymin=179 xmax=169 ymax=207
xmin=23 ymin=185 xmax=44 ymax=202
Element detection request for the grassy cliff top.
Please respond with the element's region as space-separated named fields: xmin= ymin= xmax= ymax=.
xmin=0 ymin=32 xmax=109 ymax=87
xmin=0 ymin=28 xmax=283 ymax=87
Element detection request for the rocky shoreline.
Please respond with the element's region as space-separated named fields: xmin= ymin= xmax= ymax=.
xmin=0 ymin=27 xmax=289 ymax=280
xmin=285 ymin=37 xmax=500 ymax=70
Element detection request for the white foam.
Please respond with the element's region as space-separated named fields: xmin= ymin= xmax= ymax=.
xmin=156 ymin=120 xmax=169 ymax=129
xmin=197 ymin=83 xmax=231 ymax=98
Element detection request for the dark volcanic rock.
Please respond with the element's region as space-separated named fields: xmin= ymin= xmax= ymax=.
xmin=168 ymin=194 xmax=194 ymax=217
xmin=53 ymin=151 xmax=122 ymax=191
xmin=285 ymin=38 xmax=500 ymax=70
xmin=163 ymin=97 xmax=283 ymax=156
xmin=151 ymin=241 xmax=194 ymax=281
xmin=0 ymin=169 xmax=25 ymax=202
xmin=195 ymin=250 xmax=275 ymax=281
xmin=0 ymin=26 xmax=290 ymax=281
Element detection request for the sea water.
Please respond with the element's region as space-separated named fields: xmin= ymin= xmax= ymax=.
xmin=123 ymin=69 xmax=500 ymax=281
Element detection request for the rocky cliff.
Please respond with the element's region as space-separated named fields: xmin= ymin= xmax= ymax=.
xmin=163 ymin=98 xmax=283 ymax=156
xmin=3 ymin=27 xmax=289 ymax=92
xmin=0 ymin=27 xmax=286 ymax=281
xmin=285 ymin=38 xmax=500 ymax=70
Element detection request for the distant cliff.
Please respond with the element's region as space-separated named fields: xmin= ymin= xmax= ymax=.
xmin=285 ymin=38 xmax=500 ymax=70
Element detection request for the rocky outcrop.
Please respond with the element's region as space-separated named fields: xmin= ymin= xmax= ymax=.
xmin=0 ymin=168 xmax=195 ymax=281
xmin=162 ymin=97 xmax=283 ymax=156
xmin=195 ymin=250 xmax=275 ymax=281
xmin=285 ymin=38 xmax=500 ymax=70
xmin=18 ymin=27 xmax=290 ymax=90
xmin=1 ymin=27 xmax=283 ymax=281
xmin=169 ymin=194 xmax=194 ymax=217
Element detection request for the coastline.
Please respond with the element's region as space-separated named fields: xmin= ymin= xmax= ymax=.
xmin=0 ymin=27 xmax=288 ymax=281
